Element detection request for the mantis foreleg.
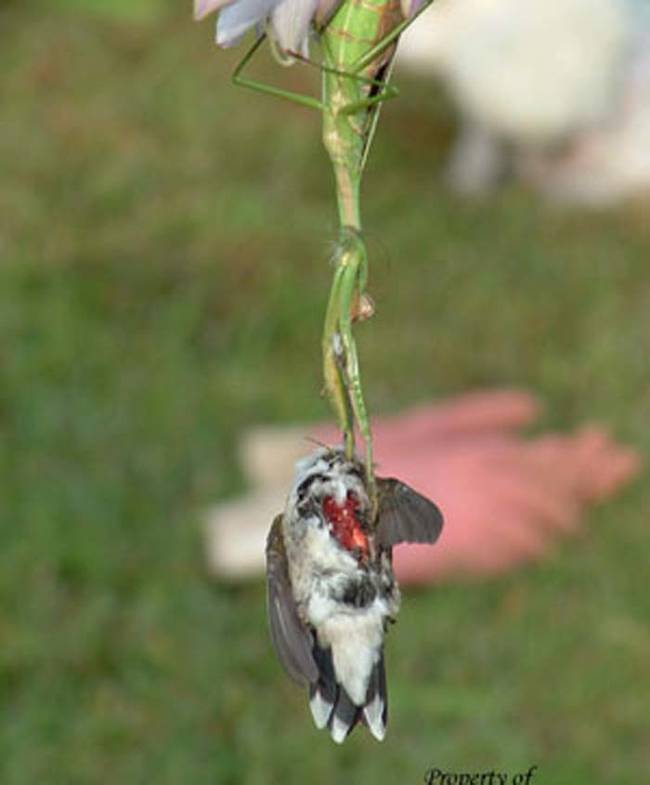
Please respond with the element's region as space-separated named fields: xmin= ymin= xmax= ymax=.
xmin=323 ymin=262 xmax=356 ymax=456
xmin=321 ymin=230 xmax=376 ymax=494
xmin=337 ymin=253 xmax=375 ymax=493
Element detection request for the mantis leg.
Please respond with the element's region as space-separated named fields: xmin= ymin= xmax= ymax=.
xmin=340 ymin=84 xmax=398 ymax=116
xmin=232 ymin=34 xmax=325 ymax=110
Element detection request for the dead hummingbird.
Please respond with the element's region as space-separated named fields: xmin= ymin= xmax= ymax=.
xmin=265 ymin=446 xmax=443 ymax=743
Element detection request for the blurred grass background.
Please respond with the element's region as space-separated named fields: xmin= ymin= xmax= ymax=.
xmin=1 ymin=1 xmax=649 ymax=783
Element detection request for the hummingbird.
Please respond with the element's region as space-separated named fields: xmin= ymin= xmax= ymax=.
xmin=265 ymin=446 xmax=444 ymax=743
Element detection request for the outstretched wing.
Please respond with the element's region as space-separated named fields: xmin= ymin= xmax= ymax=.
xmin=375 ymin=478 xmax=444 ymax=548
xmin=265 ymin=515 xmax=318 ymax=686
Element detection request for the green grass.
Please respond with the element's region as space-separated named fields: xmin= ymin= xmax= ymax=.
xmin=1 ymin=3 xmax=649 ymax=783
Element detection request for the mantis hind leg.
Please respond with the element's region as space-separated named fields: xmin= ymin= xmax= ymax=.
xmin=231 ymin=34 xmax=325 ymax=110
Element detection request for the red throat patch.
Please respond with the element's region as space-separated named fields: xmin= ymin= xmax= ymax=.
xmin=322 ymin=493 xmax=369 ymax=555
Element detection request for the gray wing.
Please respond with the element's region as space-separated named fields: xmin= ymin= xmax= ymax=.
xmin=375 ymin=478 xmax=444 ymax=548
xmin=265 ymin=515 xmax=318 ymax=686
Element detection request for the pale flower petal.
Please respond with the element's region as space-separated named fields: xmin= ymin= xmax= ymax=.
xmin=194 ymin=0 xmax=232 ymax=20
xmin=271 ymin=0 xmax=320 ymax=54
xmin=216 ymin=0 xmax=281 ymax=46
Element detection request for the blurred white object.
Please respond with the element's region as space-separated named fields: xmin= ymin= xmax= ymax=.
xmin=205 ymin=488 xmax=281 ymax=579
xmin=399 ymin=0 xmax=626 ymax=140
xmin=523 ymin=29 xmax=650 ymax=204
xmin=397 ymin=0 xmax=650 ymax=204
xmin=204 ymin=426 xmax=307 ymax=579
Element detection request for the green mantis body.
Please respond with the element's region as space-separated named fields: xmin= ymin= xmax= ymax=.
xmin=319 ymin=0 xmax=406 ymax=497
xmin=232 ymin=0 xmax=432 ymax=500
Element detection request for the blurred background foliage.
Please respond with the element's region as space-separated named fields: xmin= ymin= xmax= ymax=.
xmin=1 ymin=1 xmax=649 ymax=784
xmin=50 ymin=0 xmax=173 ymax=23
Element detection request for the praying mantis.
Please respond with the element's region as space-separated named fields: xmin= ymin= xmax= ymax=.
xmin=232 ymin=0 xmax=435 ymax=503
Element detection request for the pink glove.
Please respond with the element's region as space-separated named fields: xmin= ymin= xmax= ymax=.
xmin=314 ymin=390 xmax=640 ymax=583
